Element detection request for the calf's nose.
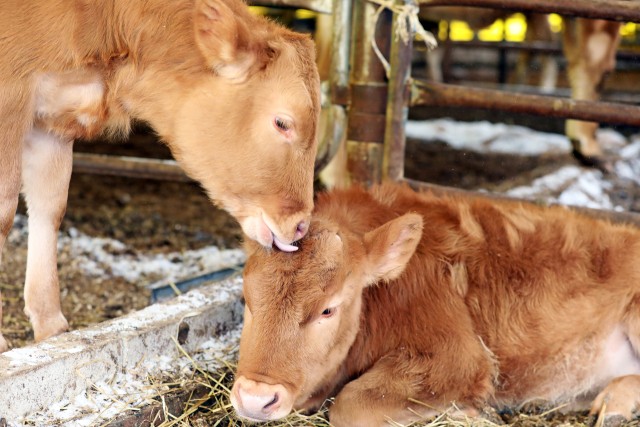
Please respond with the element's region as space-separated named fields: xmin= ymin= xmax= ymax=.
xmin=294 ymin=219 xmax=309 ymax=241
xmin=231 ymin=376 xmax=290 ymax=421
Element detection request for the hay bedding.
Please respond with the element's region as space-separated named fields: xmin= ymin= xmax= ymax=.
xmin=3 ymin=123 xmax=640 ymax=425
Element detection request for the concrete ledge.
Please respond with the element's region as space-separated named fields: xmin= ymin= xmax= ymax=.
xmin=0 ymin=276 xmax=243 ymax=425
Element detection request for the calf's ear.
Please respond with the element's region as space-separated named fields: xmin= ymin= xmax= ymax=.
xmin=363 ymin=213 xmax=423 ymax=285
xmin=193 ymin=0 xmax=274 ymax=82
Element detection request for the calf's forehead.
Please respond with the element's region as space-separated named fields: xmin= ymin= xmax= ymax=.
xmin=243 ymin=231 xmax=345 ymax=312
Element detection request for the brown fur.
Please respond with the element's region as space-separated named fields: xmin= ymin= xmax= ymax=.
xmin=0 ymin=0 xmax=321 ymax=351
xmin=232 ymin=183 xmax=640 ymax=426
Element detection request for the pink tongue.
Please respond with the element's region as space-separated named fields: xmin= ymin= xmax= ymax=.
xmin=273 ymin=235 xmax=298 ymax=252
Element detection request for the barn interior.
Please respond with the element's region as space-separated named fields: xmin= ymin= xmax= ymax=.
xmin=2 ymin=1 xmax=640 ymax=426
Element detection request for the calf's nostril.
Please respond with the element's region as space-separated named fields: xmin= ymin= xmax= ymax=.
xmin=263 ymin=392 xmax=279 ymax=411
xmin=295 ymin=220 xmax=308 ymax=239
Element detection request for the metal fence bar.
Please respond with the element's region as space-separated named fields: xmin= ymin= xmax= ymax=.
xmin=422 ymin=40 xmax=640 ymax=60
xmin=403 ymin=178 xmax=640 ymax=226
xmin=249 ymin=0 xmax=332 ymax=14
xmin=411 ymin=80 xmax=640 ymax=127
xmin=418 ymin=0 xmax=640 ymax=22
xmin=72 ymin=153 xmax=191 ymax=182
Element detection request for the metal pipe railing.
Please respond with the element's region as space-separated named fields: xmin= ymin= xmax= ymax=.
xmin=72 ymin=153 xmax=190 ymax=182
xmin=411 ymin=80 xmax=640 ymax=127
xmin=419 ymin=0 xmax=640 ymax=22
xmin=249 ymin=0 xmax=331 ymax=14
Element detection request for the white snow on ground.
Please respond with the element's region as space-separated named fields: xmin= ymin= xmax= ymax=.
xmin=407 ymin=118 xmax=640 ymax=211
xmin=506 ymin=166 xmax=617 ymax=211
xmin=8 ymin=214 xmax=245 ymax=286
xmin=62 ymin=228 xmax=245 ymax=284
xmin=61 ymin=228 xmax=246 ymax=285
xmin=406 ymin=118 xmax=571 ymax=155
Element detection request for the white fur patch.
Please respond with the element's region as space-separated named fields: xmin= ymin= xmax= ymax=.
xmin=540 ymin=325 xmax=640 ymax=406
xmin=594 ymin=325 xmax=640 ymax=382
xmin=34 ymin=72 xmax=104 ymax=118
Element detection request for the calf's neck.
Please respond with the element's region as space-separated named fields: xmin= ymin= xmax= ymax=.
xmin=232 ymin=183 xmax=640 ymax=426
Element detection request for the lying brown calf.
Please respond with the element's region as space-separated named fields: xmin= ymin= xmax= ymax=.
xmin=231 ymin=183 xmax=640 ymax=426
xmin=0 ymin=0 xmax=320 ymax=351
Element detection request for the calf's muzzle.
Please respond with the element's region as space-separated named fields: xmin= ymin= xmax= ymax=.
xmin=231 ymin=375 xmax=294 ymax=421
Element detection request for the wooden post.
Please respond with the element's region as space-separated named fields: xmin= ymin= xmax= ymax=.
xmin=383 ymin=0 xmax=414 ymax=182
xmin=346 ymin=0 xmax=392 ymax=186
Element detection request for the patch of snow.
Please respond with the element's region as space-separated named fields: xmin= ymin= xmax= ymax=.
xmin=408 ymin=119 xmax=636 ymax=212
xmin=60 ymin=228 xmax=245 ymax=284
xmin=406 ymin=118 xmax=571 ymax=155
xmin=615 ymin=138 xmax=640 ymax=187
xmin=8 ymin=213 xmax=245 ymax=287
xmin=505 ymin=166 xmax=617 ymax=211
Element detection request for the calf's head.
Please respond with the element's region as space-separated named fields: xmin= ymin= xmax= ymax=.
xmin=231 ymin=213 xmax=423 ymax=422
xmin=165 ymin=0 xmax=321 ymax=250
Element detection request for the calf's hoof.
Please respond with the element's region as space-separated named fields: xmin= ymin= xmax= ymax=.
xmin=31 ymin=312 xmax=69 ymax=342
xmin=590 ymin=375 xmax=640 ymax=423
xmin=571 ymin=148 xmax=612 ymax=174
xmin=0 ymin=334 xmax=8 ymax=353
xmin=593 ymin=414 xmax=628 ymax=427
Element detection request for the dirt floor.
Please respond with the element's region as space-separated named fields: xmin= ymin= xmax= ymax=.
xmin=3 ymin=126 xmax=640 ymax=426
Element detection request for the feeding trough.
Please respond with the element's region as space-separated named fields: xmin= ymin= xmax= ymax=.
xmin=0 ymin=277 xmax=243 ymax=426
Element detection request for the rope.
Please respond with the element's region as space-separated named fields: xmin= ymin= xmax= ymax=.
xmin=368 ymin=0 xmax=438 ymax=78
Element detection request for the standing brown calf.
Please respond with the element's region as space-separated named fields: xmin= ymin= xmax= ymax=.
xmin=0 ymin=0 xmax=321 ymax=352
xmin=231 ymin=183 xmax=640 ymax=426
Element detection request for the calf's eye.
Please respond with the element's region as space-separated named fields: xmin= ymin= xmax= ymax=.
xmin=274 ymin=116 xmax=290 ymax=132
xmin=321 ymin=307 xmax=336 ymax=318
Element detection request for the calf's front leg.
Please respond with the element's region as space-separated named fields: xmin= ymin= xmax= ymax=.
xmin=21 ymin=129 xmax=73 ymax=342
xmin=0 ymin=83 xmax=31 ymax=352
xmin=329 ymin=351 xmax=493 ymax=427
xmin=0 ymin=146 xmax=21 ymax=353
